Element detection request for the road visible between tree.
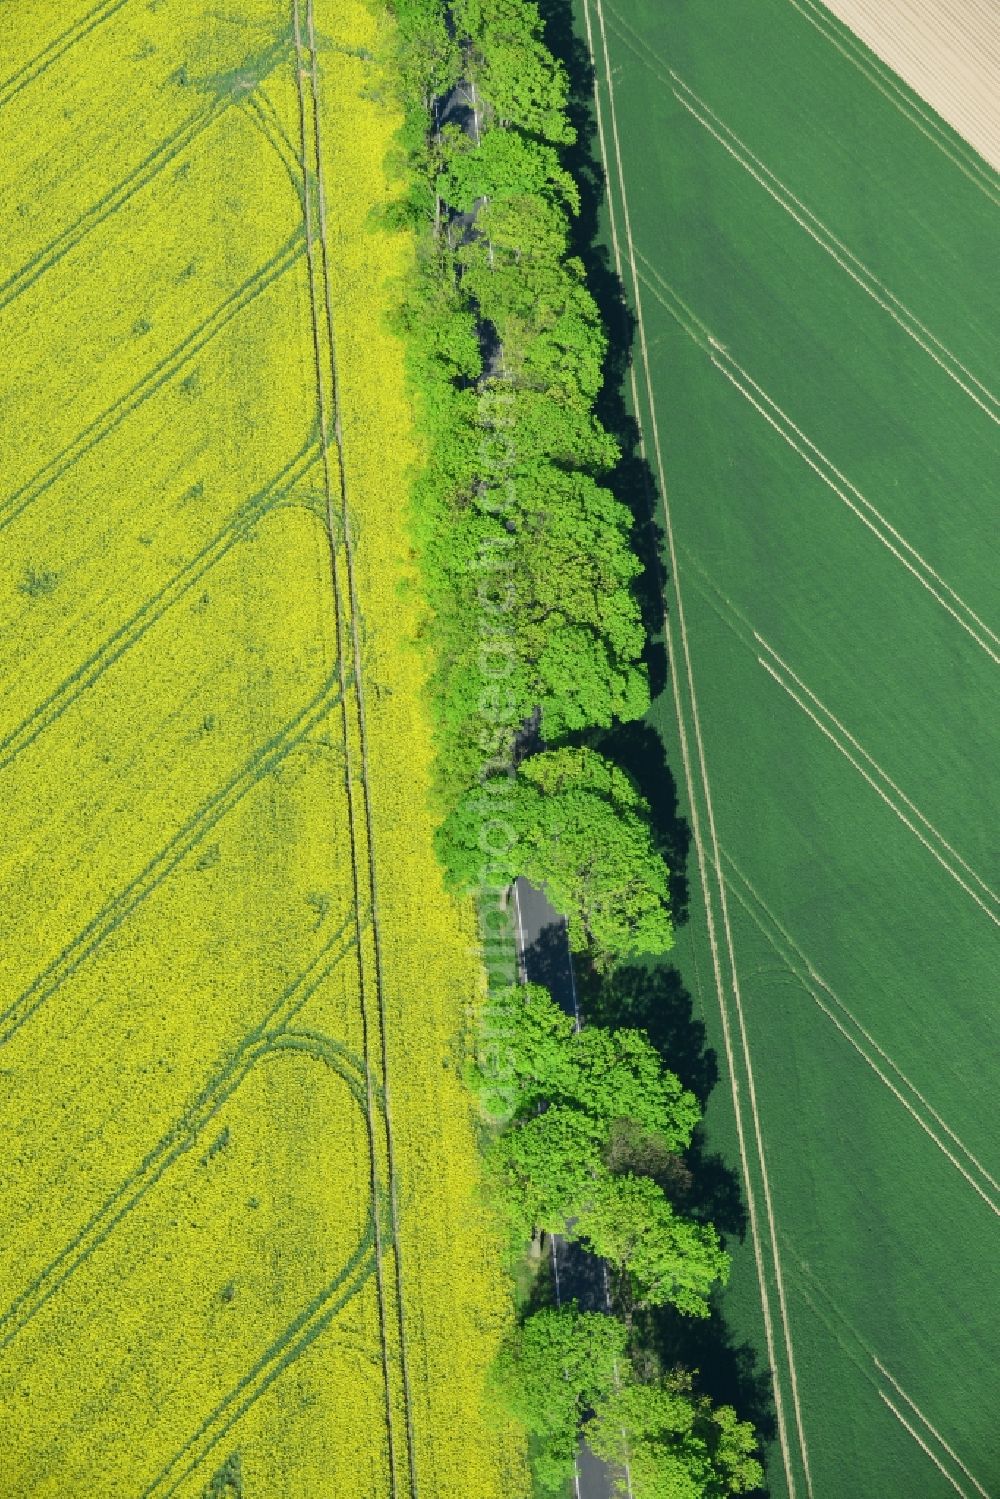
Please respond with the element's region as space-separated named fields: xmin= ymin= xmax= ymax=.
xmin=512 ymin=878 xmax=625 ymax=1499
xmin=816 ymin=0 xmax=1000 ymax=171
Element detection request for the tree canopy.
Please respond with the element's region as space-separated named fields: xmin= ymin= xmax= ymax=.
xmin=452 ymin=0 xmax=575 ymax=143
xmin=476 ymin=984 xmax=724 ymax=1314
xmin=476 ymin=983 xmax=699 ymax=1149
xmin=441 ymin=748 xmax=674 ymax=964
xmin=387 ymin=3 xmax=762 ymax=1492
xmin=588 ymin=1375 xmax=764 ymax=1499
xmin=574 ymin=1172 xmax=730 ymax=1317
xmin=495 ymin=1307 xmax=762 ymax=1499
xmin=495 ymin=1305 xmax=626 ymax=1494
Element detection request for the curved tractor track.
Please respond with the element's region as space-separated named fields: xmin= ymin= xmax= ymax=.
xmin=291 ymin=4 xmax=420 ymax=1496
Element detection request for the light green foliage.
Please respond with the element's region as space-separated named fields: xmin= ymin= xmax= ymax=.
xmin=427 ymin=468 xmax=648 ymax=754
xmin=393 ymin=0 xmax=461 ymax=105
xmin=495 ymin=1306 xmax=627 ymax=1494
xmin=570 ymin=1027 xmax=700 ymax=1151
xmin=459 ymin=233 xmax=605 ymax=402
xmin=476 ymin=983 xmax=699 ymax=1149
xmin=588 ymin=1376 xmax=763 ymax=1498
xmin=476 ymin=983 xmax=722 ymax=1312
xmin=440 ymin=129 xmax=578 ymax=214
xmin=574 ymin=1173 xmax=729 ymax=1316
xmin=452 ymin=0 xmax=574 ymax=142
xmin=488 ymin=1105 xmax=605 ymax=1238
xmin=477 ymin=189 xmax=571 ymax=262
xmin=474 ymin=982 xmax=576 ymax=1115
xmin=513 ymin=471 xmax=645 ymax=681
xmin=388 ymin=0 xmax=651 ymax=849
xmin=495 ymin=1309 xmax=761 ymax=1499
xmin=441 ymin=748 xmax=673 ymax=964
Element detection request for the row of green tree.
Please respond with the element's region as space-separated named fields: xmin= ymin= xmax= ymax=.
xmin=389 ymin=0 xmax=672 ymax=970
xmin=385 ymin=2 xmax=763 ymax=1494
xmin=477 ymin=982 xmax=762 ymax=1496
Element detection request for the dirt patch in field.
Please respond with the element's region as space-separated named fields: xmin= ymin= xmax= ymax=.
xmin=819 ymin=0 xmax=1000 ymax=173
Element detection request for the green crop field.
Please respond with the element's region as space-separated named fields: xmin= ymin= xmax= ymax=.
xmin=578 ymin=0 xmax=1000 ymax=1495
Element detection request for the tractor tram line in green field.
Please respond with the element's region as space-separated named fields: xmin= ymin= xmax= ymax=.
xmin=781 ymin=0 xmax=1000 ymax=206
xmin=581 ymin=0 xmax=1000 ymax=1495
xmin=603 ymin=11 xmax=1000 ymax=426
xmin=581 ymin=4 xmax=814 ymax=1494
xmin=629 ymin=254 xmax=1000 ymax=669
xmin=717 ymin=853 xmax=1000 ymax=1223
xmin=678 ymin=564 xmax=1000 ymax=930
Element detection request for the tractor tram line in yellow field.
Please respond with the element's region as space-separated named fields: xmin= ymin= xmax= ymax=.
xmin=0 ymin=0 xmax=133 ymax=114
xmin=0 ymin=918 xmax=363 ymax=1359
xmin=141 ymin=1225 xmax=381 ymax=1499
xmin=0 ymin=232 xmax=304 ymax=538
xmin=0 ymin=3 xmax=522 ymax=1491
xmin=0 ymin=36 xmax=382 ymax=1490
xmin=291 ymin=1 xmax=419 ymax=1494
xmin=0 ymin=664 xmax=349 ymax=1050
xmin=0 ymin=32 xmax=294 ymax=320
xmin=0 ymin=441 xmax=319 ymax=778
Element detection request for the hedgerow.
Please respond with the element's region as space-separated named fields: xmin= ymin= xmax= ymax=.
xmin=383 ymin=4 xmax=763 ymax=1495
xmin=388 ymin=0 xmax=672 ymax=972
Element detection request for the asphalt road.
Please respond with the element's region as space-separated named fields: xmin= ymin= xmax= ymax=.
xmin=512 ymin=878 xmax=625 ymax=1499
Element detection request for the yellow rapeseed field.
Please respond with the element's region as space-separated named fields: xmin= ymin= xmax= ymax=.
xmin=0 ymin=1 xmax=524 ymax=1494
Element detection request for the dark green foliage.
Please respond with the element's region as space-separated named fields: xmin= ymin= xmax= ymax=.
xmin=203 ymin=1451 xmax=242 ymax=1498
xmin=18 ymin=565 xmax=59 ymax=598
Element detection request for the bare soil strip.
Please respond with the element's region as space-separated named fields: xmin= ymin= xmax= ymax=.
xmin=815 ymin=0 xmax=1000 ymax=175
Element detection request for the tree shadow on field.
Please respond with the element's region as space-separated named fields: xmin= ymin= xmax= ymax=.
xmin=535 ymin=0 xmax=693 ymax=930
xmin=526 ymin=3 xmax=778 ymax=1486
xmin=638 ymin=1295 xmax=780 ymax=1459
xmin=582 ymin=961 xmax=717 ymax=1106
xmin=535 ymin=0 xmax=671 ymax=711
xmin=592 ymin=717 xmax=691 ymax=927
xmin=579 ymin=963 xmax=773 ymax=1494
